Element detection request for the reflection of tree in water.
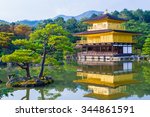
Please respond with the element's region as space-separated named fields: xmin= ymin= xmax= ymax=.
xmin=1 ymin=64 xmax=85 ymax=100
xmin=37 ymin=89 xmax=61 ymax=100
xmin=20 ymin=88 xmax=61 ymax=100
xmin=19 ymin=64 xmax=83 ymax=100
xmin=36 ymin=64 xmax=89 ymax=100
xmin=21 ymin=89 xmax=30 ymax=100
xmin=142 ymin=63 xmax=150 ymax=84
xmin=125 ymin=62 xmax=150 ymax=98
xmin=36 ymin=80 xmax=83 ymax=100
xmin=0 ymin=83 xmax=13 ymax=99
xmin=0 ymin=67 xmax=14 ymax=99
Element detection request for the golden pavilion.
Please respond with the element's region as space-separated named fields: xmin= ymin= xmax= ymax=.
xmin=74 ymin=12 xmax=140 ymax=61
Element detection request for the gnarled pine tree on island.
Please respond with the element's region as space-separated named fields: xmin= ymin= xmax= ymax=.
xmin=1 ymin=24 xmax=73 ymax=87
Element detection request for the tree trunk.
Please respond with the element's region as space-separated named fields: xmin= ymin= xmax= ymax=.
xmin=38 ymin=43 xmax=47 ymax=78
xmin=16 ymin=63 xmax=31 ymax=79
xmin=26 ymin=89 xmax=30 ymax=100
xmin=40 ymin=89 xmax=45 ymax=100
xmin=25 ymin=63 xmax=31 ymax=78
xmin=21 ymin=89 xmax=30 ymax=100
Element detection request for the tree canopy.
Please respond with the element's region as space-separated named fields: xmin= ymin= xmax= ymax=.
xmin=0 ymin=32 xmax=13 ymax=48
xmin=142 ymin=36 xmax=150 ymax=56
xmin=14 ymin=24 xmax=32 ymax=38
xmin=1 ymin=24 xmax=73 ymax=78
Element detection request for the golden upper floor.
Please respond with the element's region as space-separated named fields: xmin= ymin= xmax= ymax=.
xmin=88 ymin=22 xmax=125 ymax=31
xmin=84 ymin=13 xmax=127 ymax=31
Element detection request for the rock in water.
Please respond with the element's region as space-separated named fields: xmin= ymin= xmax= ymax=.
xmin=0 ymin=80 xmax=2 ymax=84
xmin=34 ymin=79 xmax=45 ymax=86
xmin=44 ymin=76 xmax=52 ymax=80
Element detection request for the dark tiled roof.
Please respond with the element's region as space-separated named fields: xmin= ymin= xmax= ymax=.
xmin=84 ymin=13 xmax=128 ymax=22
xmin=74 ymin=29 xmax=141 ymax=36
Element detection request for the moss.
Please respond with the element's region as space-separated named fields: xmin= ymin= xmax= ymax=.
xmin=8 ymin=77 xmax=54 ymax=88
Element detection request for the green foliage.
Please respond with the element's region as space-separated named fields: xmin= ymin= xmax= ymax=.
xmin=112 ymin=9 xmax=150 ymax=23
xmin=0 ymin=32 xmax=13 ymax=47
xmin=37 ymin=19 xmax=54 ymax=29
xmin=30 ymin=24 xmax=74 ymax=77
xmin=54 ymin=17 xmax=66 ymax=28
xmin=1 ymin=23 xmax=73 ymax=78
xmin=2 ymin=49 xmax=40 ymax=78
xmin=0 ymin=32 xmax=14 ymax=57
xmin=65 ymin=18 xmax=78 ymax=33
xmin=37 ymin=17 xmax=87 ymax=43
xmin=0 ymin=23 xmax=33 ymax=57
xmin=2 ymin=49 xmax=40 ymax=63
xmin=124 ymin=20 xmax=150 ymax=51
xmin=142 ymin=64 xmax=150 ymax=84
xmin=0 ymin=87 xmax=13 ymax=99
xmin=30 ymin=24 xmax=73 ymax=63
xmin=12 ymin=39 xmax=42 ymax=51
xmin=142 ymin=37 xmax=150 ymax=55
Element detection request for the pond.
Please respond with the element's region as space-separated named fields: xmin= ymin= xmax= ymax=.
xmin=0 ymin=61 xmax=150 ymax=100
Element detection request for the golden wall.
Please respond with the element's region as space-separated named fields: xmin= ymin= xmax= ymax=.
xmin=77 ymin=34 xmax=133 ymax=44
xmin=77 ymin=72 xmax=134 ymax=83
xmin=88 ymin=22 xmax=125 ymax=31
xmin=113 ymin=34 xmax=132 ymax=43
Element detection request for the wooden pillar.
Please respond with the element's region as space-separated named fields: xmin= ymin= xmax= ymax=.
xmin=81 ymin=46 xmax=83 ymax=53
xmin=112 ymin=46 xmax=114 ymax=53
xmin=86 ymin=46 xmax=88 ymax=52
xmin=105 ymin=46 xmax=107 ymax=52
xmin=100 ymin=46 xmax=101 ymax=52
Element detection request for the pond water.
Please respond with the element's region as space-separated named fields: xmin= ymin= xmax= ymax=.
xmin=0 ymin=61 xmax=150 ymax=100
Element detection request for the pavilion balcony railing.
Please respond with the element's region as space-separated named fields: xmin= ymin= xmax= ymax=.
xmin=76 ymin=40 xmax=87 ymax=44
xmin=87 ymin=25 xmax=125 ymax=31
xmin=78 ymin=51 xmax=118 ymax=56
xmin=76 ymin=40 xmax=103 ymax=44
xmin=87 ymin=26 xmax=100 ymax=31
xmin=76 ymin=39 xmax=135 ymax=45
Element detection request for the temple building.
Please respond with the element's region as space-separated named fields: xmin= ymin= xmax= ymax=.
xmin=74 ymin=12 xmax=140 ymax=61
xmin=74 ymin=62 xmax=139 ymax=100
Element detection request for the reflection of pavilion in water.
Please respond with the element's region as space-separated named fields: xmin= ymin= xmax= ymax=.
xmin=74 ymin=62 xmax=138 ymax=100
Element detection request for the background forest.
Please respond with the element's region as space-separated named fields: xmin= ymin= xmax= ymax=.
xmin=0 ymin=9 xmax=150 ymax=59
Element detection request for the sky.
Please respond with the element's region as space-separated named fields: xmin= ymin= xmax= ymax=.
xmin=0 ymin=0 xmax=150 ymax=22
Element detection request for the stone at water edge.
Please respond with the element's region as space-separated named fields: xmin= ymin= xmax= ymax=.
xmin=34 ymin=79 xmax=45 ymax=86
xmin=44 ymin=76 xmax=53 ymax=80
